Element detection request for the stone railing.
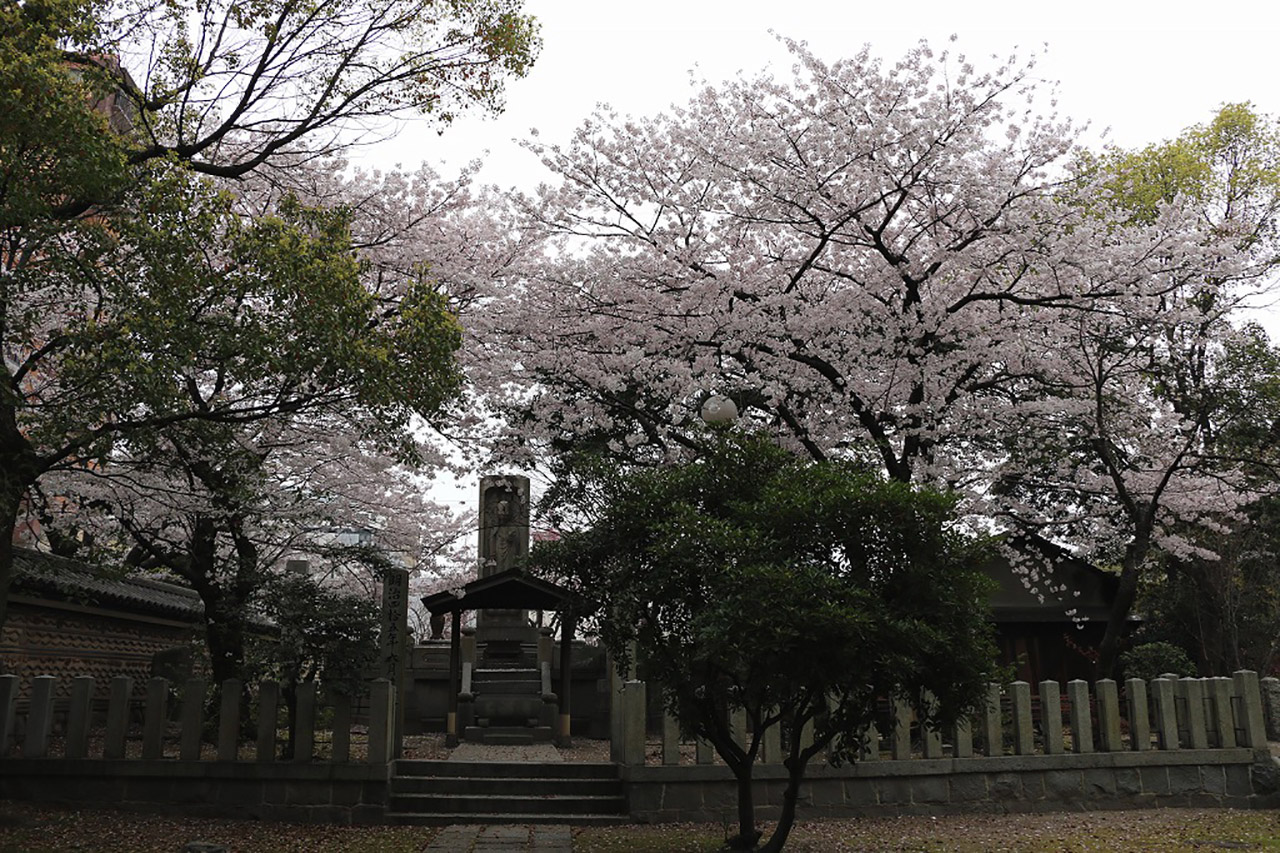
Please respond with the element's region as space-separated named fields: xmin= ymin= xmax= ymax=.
xmin=617 ymin=672 xmax=1271 ymax=766
xmin=0 ymin=673 xmax=396 ymax=764
xmin=0 ymin=673 xmax=396 ymax=823
xmin=613 ymin=672 xmax=1280 ymax=822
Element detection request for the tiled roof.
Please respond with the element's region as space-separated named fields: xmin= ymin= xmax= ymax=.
xmin=12 ymin=548 xmax=203 ymax=622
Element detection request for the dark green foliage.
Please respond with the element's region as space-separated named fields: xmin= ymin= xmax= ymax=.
xmin=533 ymin=432 xmax=997 ymax=851
xmin=254 ymin=571 xmax=380 ymax=693
xmin=1120 ymin=641 xmax=1197 ymax=682
xmin=251 ymin=571 xmax=380 ymax=758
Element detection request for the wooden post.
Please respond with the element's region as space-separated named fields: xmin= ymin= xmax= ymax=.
xmin=890 ymin=698 xmax=911 ymax=760
xmin=104 ymin=676 xmax=134 ymax=760
xmin=1179 ymin=677 xmax=1208 ymax=749
xmin=0 ymin=674 xmax=18 ymax=757
xmin=608 ymin=650 xmax=624 ymax=763
xmin=920 ymin=691 xmax=943 ymax=759
xmin=1151 ymin=678 xmax=1179 ymax=750
xmin=447 ymin=609 xmax=461 ymax=746
xmin=295 ymin=681 xmax=316 ymax=762
xmin=379 ymin=567 xmax=409 ymax=760
xmin=661 ymin=714 xmax=680 ymax=765
xmin=217 ymin=678 xmax=242 ymax=761
xmin=558 ymin=614 xmax=575 ymax=747
xmin=763 ymin=717 xmax=784 ymax=764
xmin=1011 ymin=681 xmax=1034 ymax=755
xmin=331 ymin=691 xmax=352 ymax=763
xmin=180 ymin=678 xmax=205 ymax=761
xmin=1233 ymin=670 xmax=1268 ymax=749
xmin=1096 ymin=679 xmax=1123 ymax=752
xmin=1067 ymin=679 xmax=1094 ymax=754
xmin=369 ymin=678 xmax=394 ymax=765
xmin=953 ymin=717 xmax=973 ymax=758
xmin=256 ymin=680 xmax=279 ymax=762
xmin=731 ymin=708 xmax=748 ymax=753
xmin=143 ymin=676 xmax=168 ymax=759
xmin=1126 ymin=678 xmax=1151 ymax=752
xmin=1039 ymin=680 xmax=1063 ymax=755
xmin=982 ymin=683 xmax=1003 ymax=756
xmin=622 ymin=680 xmax=646 ymax=766
xmin=859 ymin=724 xmax=880 ymax=761
xmin=66 ymin=676 xmax=95 ymax=759
xmin=1208 ymin=677 xmax=1237 ymax=748
xmin=25 ymin=675 xmax=57 ymax=759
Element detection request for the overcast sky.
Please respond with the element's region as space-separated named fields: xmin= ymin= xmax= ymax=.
xmin=364 ymin=0 xmax=1280 ymax=335
xmin=374 ymin=1 xmax=1279 ymax=185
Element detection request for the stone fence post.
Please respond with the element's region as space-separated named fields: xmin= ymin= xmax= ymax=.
xmin=621 ymin=680 xmax=646 ymax=766
xmin=368 ymin=678 xmax=395 ymax=765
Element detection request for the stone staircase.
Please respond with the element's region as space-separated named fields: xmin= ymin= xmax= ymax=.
xmin=385 ymin=760 xmax=628 ymax=825
xmin=466 ymin=664 xmax=554 ymax=744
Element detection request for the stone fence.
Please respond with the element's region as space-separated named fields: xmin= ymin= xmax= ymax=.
xmin=0 ymin=673 xmax=394 ymax=823
xmin=0 ymin=673 xmax=393 ymax=764
xmin=612 ymin=671 xmax=1280 ymax=822
xmin=2 ymin=670 xmax=1279 ymax=825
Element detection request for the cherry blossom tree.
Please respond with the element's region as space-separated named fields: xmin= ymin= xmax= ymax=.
xmin=472 ymin=40 xmax=1111 ymax=475
xmin=467 ymin=40 xmax=1273 ymax=677
xmin=988 ymin=106 xmax=1280 ymax=674
xmin=58 ymin=0 xmax=539 ymax=188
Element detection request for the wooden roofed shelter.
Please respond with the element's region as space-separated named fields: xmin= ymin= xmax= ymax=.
xmin=422 ymin=568 xmax=578 ymax=746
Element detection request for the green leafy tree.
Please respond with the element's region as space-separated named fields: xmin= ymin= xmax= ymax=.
xmin=533 ymin=433 xmax=997 ymax=852
xmin=998 ymin=105 xmax=1280 ymax=678
xmin=1130 ymin=329 xmax=1280 ymax=675
xmin=1 ymin=0 xmax=525 ymax=629
xmin=252 ymin=570 xmax=380 ymax=758
xmin=23 ymin=163 xmax=461 ymax=688
xmin=1102 ymin=103 xmax=1280 ymax=253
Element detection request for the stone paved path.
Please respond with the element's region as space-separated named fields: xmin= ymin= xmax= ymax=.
xmin=447 ymin=742 xmax=563 ymax=763
xmin=423 ymin=824 xmax=573 ymax=852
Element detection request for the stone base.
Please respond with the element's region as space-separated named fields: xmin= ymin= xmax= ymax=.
xmin=463 ymin=725 xmax=554 ymax=745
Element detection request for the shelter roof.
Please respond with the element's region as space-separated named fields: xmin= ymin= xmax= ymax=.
xmin=422 ymin=569 xmax=573 ymax=615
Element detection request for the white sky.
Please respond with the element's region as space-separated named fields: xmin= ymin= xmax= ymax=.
xmin=366 ymin=0 xmax=1280 ymax=335
xmin=368 ymin=1 xmax=1280 ymax=513
xmin=375 ymin=1 xmax=1280 ymax=188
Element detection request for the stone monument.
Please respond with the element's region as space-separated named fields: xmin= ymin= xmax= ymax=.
xmin=475 ymin=475 xmax=535 ymax=663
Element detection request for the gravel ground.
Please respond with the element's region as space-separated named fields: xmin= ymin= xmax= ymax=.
xmin=2 ymin=804 xmax=1279 ymax=852
xmin=5 ymin=737 xmax=1279 ymax=851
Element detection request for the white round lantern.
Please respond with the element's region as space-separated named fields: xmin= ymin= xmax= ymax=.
xmin=700 ymin=395 xmax=739 ymax=424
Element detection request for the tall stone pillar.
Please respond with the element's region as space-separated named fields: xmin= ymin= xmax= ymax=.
xmin=380 ymin=567 xmax=409 ymax=758
xmin=476 ymin=475 xmax=535 ymax=665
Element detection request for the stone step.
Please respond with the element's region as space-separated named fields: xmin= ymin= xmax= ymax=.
xmin=395 ymin=759 xmax=618 ymax=779
xmin=464 ymin=725 xmax=553 ymax=744
xmin=474 ymin=675 xmax=542 ymax=686
xmin=387 ymin=760 xmax=628 ymax=826
xmin=384 ymin=811 xmax=629 ymax=826
xmin=472 ymin=695 xmax=545 ymax=722
xmin=387 ymin=792 xmax=627 ymax=817
xmin=474 ymin=667 xmax=541 ymax=682
xmin=392 ymin=776 xmax=624 ymax=797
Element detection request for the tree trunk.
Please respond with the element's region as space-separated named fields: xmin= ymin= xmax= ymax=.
xmin=760 ymin=757 xmax=807 ymax=853
xmin=707 ymin=721 xmax=762 ymax=850
xmin=0 ymin=487 xmax=20 ymax=633
xmin=1096 ymin=535 xmax=1150 ymax=679
xmin=732 ymin=771 xmax=760 ymax=851
xmin=0 ymin=414 xmax=43 ymax=632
